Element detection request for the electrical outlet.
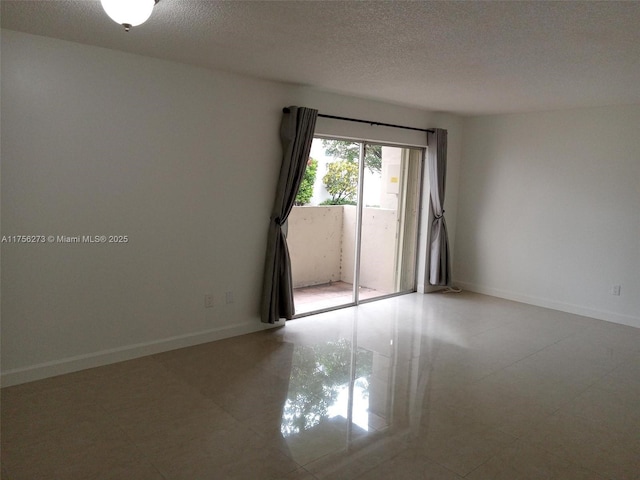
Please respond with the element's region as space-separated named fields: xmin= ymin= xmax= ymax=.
xmin=204 ymin=294 xmax=214 ymax=308
xmin=225 ymin=291 xmax=234 ymax=304
xmin=611 ymin=285 xmax=621 ymax=296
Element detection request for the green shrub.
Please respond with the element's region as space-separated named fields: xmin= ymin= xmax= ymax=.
xmin=319 ymin=198 xmax=357 ymax=206
xmin=295 ymin=158 xmax=318 ymax=206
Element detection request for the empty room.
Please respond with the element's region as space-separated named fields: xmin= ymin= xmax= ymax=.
xmin=1 ymin=1 xmax=639 ymax=479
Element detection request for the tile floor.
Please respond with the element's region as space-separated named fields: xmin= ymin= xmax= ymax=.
xmin=1 ymin=292 xmax=639 ymax=479
xmin=293 ymin=281 xmax=388 ymax=315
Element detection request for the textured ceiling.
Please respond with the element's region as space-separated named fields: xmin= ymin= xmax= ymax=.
xmin=2 ymin=0 xmax=640 ymax=115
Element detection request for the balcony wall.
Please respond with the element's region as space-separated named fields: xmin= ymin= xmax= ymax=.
xmin=288 ymin=206 xmax=343 ymax=288
xmin=354 ymin=207 xmax=397 ymax=293
xmin=288 ymin=206 xmax=397 ymax=292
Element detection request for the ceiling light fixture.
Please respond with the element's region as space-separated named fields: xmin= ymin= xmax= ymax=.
xmin=100 ymin=0 xmax=159 ymax=32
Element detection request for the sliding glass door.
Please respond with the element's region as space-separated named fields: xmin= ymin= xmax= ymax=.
xmin=357 ymin=145 xmax=422 ymax=302
xmin=288 ymin=138 xmax=423 ymax=315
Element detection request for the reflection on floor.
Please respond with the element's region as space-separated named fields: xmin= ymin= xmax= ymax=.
xmin=294 ymin=280 xmax=387 ymax=315
xmin=2 ymin=292 xmax=640 ymax=479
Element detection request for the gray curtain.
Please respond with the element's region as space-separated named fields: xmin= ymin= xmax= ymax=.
xmin=427 ymin=129 xmax=451 ymax=286
xmin=261 ymin=106 xmax=318 ymax=324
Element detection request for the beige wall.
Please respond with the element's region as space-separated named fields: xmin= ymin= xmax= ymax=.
xmin=289 ymin=206 xmax=397 ymax=293
xmin=288 ymin=207 xmax=343 ymax=288
xmin=358 ymin=208 xmax=397 ymax=292
xmin=340 ymin=206 xmax=357 ymax=285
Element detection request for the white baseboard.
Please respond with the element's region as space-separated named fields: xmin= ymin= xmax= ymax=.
xmin=456 ymin=281 xmax=640 ymax=329
xmin=418 ymin=284 xmax=448 ymax=294
xmin=1 ymin=320 xmax=284 ymax=387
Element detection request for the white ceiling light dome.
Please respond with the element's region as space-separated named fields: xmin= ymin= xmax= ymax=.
xmin=100 ymin=0 xmax=158 ymax=31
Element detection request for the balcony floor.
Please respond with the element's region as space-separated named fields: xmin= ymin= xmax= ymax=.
xmin=293 ymin=281 xmax=387 ymax=315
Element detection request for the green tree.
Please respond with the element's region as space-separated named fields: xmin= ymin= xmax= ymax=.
xmin=322 ymin=139 xmax=382 ymax=174
xmin=295 ymin=158 xmax=318 ymax=205
xmin=322 ymin=160 xmax=359 ymax=204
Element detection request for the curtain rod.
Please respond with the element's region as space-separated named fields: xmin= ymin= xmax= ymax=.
xmin=282 ymin=108 xmax=435 ymax=134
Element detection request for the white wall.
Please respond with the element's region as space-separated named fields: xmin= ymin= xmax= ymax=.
xmin=1 ymin=30 xmax=462 ymax=385
xmin=1 ymin=30 xmax=289 ymax=384
xmin=455 ymin=105 xmax=640 ymax=328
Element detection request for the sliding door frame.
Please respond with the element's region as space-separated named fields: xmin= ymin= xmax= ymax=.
xmin=357 ymin=141 xmax=425 ymax=306
xmin=293 ymin=135 xmax=427 ymax=318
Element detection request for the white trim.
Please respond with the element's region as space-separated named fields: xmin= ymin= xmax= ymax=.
xmin=457 ymin=281 xmax=640 ymax=329
xmin=1 ymin=320 xmax=284 ymax=387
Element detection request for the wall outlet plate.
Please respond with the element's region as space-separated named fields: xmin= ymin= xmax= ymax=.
xmin=205 ymin=294 xmax=214 ymax=308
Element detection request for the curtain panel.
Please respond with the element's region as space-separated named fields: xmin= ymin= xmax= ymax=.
xmin=261 ymin=106 xmax=318 ymax=324
xmin=427 ymin=128 xmax=451 ymax=286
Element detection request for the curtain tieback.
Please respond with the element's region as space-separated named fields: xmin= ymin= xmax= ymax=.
xmin=434 ymin=209 xmax=445 ymax=220
xmin=271 ymin=215 xmax=285 ymax=226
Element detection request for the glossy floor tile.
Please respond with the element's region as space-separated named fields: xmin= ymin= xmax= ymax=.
xmin=2 ymin=292 xmax=639 ymax=479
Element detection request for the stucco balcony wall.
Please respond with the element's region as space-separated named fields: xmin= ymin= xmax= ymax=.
xmin=288 ymin=206 xmax=397 ymax=292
